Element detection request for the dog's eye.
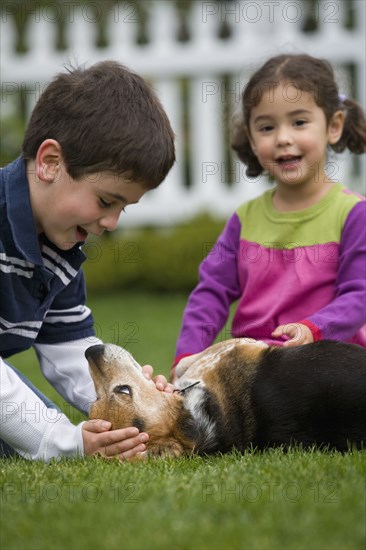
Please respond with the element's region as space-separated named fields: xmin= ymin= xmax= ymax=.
xmin=113 ymin=385 xmax=132 ymax=396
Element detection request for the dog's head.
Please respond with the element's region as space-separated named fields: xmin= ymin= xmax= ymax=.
xmin=85 ymin=344 xmax=196 ymax=457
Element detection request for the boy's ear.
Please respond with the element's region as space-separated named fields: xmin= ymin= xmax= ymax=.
xmin=35 ymin=139 xmax=63 ymax=182
xmin=328 ymin=110 xmax=345 ymax=145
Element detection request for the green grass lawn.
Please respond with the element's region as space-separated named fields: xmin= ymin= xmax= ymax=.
xmin=1 ymin=292 xmax=365 ymax=550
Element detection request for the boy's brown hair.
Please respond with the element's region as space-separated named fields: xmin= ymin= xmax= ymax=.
xmin=22 ymin=61 xmax=175 ymax=188
xmin=232 ymin=54 xmax=366 ymax=178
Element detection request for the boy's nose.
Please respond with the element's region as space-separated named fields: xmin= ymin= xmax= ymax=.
xmin=99 ymin=211 xmax=120 ymax=231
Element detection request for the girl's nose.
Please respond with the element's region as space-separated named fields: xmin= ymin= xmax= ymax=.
xmin=276 ymin=126 xmax=293 ymax=146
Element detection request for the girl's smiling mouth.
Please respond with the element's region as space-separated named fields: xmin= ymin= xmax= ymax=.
xmin=276 ymin=155 xmax=303 ymax=169
xmin=276 ymin=155 xmax=302 ymax=163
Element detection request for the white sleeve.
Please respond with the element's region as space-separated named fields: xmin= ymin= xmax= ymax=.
xmin=0 ymin=356 xmax=85 ymax=461
xmin=33 ymin=337 xmax=101 ymax=415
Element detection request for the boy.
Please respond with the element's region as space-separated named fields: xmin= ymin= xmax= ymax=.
xmin=0 ymin=61 xmax=175 ymax=460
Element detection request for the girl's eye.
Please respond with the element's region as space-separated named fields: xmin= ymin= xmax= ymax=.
xmin=259 ymin=125 xmax=273 ymax=133
xmin=294 ymin=119 xmax=307 ymax=127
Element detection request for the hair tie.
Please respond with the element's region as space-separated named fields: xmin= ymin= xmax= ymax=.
xmin=339 ymin=93 xmax=347 ymax=103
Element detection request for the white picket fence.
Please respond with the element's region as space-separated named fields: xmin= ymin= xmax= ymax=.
xmin=1 ymin=0 xmax=365 ymax=226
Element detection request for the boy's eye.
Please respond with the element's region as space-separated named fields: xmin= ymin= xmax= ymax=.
xmin=99 ymin=198 xmax=127 ymax=212
xmin=294 ymin=119 xmax=306 ymax=127
xmin=99 ymin=198 xmax=111 ymax=208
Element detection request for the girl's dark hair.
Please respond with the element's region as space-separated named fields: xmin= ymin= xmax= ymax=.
xmin=22 ymin=61 xmax=175 ymax=189
xmin=231 ymin=54 xmax=366 ymax=178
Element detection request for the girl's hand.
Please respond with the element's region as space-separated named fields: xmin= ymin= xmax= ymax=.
xmin=142 ymin=364 xmax=175 ymax=393
xmin=82 ymin=420 xmax=148 ymax=460
xmin=272 ymin=323 xmax=314 ymax=347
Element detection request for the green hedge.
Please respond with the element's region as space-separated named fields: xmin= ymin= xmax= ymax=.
xmin=83 ymin=214 xmax=225 ymax=294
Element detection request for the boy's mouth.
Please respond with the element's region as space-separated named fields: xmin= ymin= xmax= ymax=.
xmin=76 ymin=226 xmax=88 ymax=240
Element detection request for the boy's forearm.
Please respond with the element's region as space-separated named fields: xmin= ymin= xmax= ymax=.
xmin=34 ymin=338 xmax=101 ymax=415
xmin=0 ymin=357 xmax=84 ymax=460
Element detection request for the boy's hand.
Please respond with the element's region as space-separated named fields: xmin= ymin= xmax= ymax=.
xmin=82 ymin=420 xmax=148 ymax=460
xmin=272 ymin=323 xmax=314 ymax=347
xmin=142 ymin=364 xmax=175 ymax=393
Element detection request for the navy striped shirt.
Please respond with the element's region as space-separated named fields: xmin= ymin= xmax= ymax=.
xmin=0 ymin=157 xmax=95 ymax=358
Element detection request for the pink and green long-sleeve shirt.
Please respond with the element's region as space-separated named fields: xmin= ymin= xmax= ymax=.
xmin=175 ymin=184 xmax=366 ymax=361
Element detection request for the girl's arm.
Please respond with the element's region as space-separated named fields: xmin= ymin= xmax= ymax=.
xmin=277 ymin=200 xmax=366 ymax=344
xmin=174 ymin=213 xmax=242 ymax=364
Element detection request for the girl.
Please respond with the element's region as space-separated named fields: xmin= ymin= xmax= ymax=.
xmin=172 ymin=54 xmax=366 ymax=377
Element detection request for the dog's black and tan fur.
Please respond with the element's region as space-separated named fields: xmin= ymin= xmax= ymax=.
xmin=86 ymin=339 xmax=366 ymax=457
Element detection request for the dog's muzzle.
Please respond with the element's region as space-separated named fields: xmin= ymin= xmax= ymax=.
xmin=85 ymin=344 xmax=105 ymax=361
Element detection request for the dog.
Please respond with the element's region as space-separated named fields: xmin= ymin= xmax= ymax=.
xmin=85 ymin=339 xmax=366 ymax=457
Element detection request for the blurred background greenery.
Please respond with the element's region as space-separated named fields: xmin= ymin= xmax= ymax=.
xmin=83 ymin=215 xmax=224 ymax=294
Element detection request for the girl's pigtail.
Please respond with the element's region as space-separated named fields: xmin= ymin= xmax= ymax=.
xmin=333 ymin=98 xmax=366 ymax=154
xmin=231 ymin=114 xmax=263 ymax=178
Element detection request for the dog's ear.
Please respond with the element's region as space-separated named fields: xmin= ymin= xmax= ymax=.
xmin=146 ymin=439 xmax=192 ymax=458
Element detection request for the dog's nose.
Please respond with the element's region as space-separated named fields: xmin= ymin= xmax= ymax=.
xmin=85 ymin=344 xmax=105 ymax=361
